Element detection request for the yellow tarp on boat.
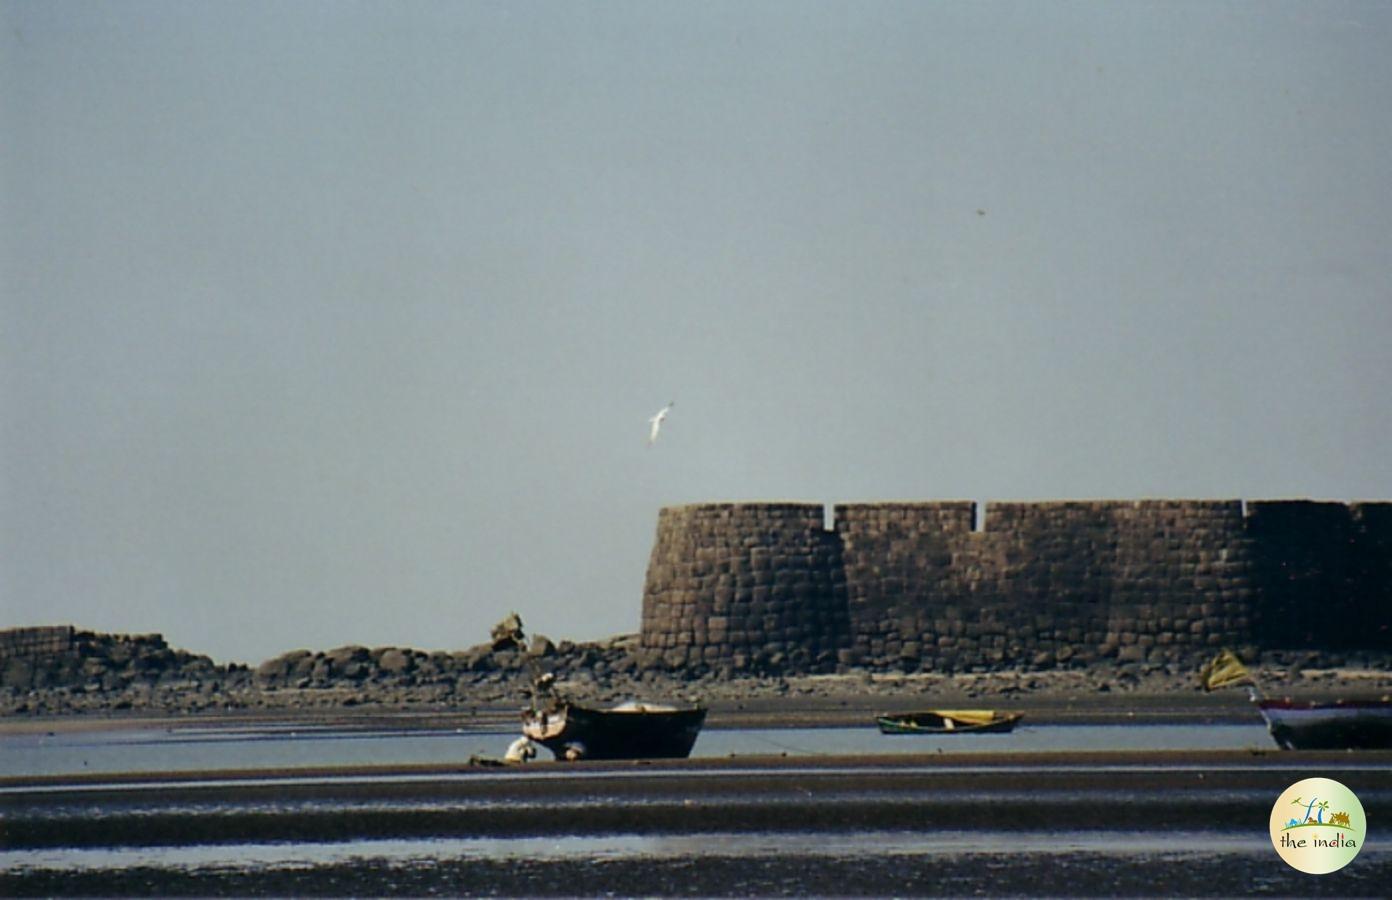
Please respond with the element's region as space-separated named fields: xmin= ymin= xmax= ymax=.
xmin=931 ymin=710 xmax=1000 ymax=727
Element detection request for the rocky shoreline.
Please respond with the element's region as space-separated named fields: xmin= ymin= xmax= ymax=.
xmin=2 ymin=626 xmax=1390 ymax=720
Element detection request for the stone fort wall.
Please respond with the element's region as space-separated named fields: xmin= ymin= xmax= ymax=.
xmin=640 ymin=500 xmax=1392 ymax=672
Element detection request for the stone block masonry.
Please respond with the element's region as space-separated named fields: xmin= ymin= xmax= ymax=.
xmin=641 ymin=504 xmax=851 ymax=672
xmin=0 ymin=626 xmax=76 ymax=660
xmin=640 ymin=500 xmax=1392 ymax=673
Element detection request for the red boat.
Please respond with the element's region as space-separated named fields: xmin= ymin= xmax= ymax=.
xmin=1201 ymin=649 xmax=1392 ymax=750
xmin=1255 ymin=697 xmax=1392 ymax=751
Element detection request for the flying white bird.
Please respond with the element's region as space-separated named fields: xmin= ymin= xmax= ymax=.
xmin=647 ymin=401 xmax=674 ymax=446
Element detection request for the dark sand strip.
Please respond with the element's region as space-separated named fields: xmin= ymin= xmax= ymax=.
xmin=8 ymin=852 xmax=1391 ymax=898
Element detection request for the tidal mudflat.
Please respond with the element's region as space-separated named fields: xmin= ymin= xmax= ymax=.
xmin=4 ymin=749 xmax=1390 ymax=897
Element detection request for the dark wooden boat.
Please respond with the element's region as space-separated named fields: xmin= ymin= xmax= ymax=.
xmin=522 ymin=700 xmax=707 ymax=760
xmin=876 ymin=709 xmax=1023 ymax=735
xmin=1256 ymin=698 xmax=1392 ymax=751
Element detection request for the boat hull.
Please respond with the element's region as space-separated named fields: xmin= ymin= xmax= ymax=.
xmin=522 ymin=704 xmax=707 ymax=760
xmin=1257 ymin=700 xmax=1392 ymax=750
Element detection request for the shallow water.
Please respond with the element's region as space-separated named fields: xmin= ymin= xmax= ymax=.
xmin=0 ymin=722 xmax=1277 ymax=778
xmin=6 ymin=731 xmax=1389 ymax=897
xmin=697 ymin=722 xmax=1274 ymax=757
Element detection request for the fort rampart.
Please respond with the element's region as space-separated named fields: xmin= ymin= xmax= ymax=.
xmin=641 ymin=500 xmax=1392 ymax=672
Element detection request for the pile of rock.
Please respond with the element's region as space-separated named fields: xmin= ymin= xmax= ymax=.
xmin=0 ymin=624 xmax=655 ymax=716
xmin=3 ymin=623 xmax=1388 ymax=718
xmin=0 ymin=628 xmax=253 ymax=715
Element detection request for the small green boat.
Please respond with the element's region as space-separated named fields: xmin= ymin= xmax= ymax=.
xmin=876 ymin=709 xmax=1023 ymax=735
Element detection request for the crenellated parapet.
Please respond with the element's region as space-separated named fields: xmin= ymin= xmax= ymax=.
xmin=640 ymin=499 xmax=1392 ymax=673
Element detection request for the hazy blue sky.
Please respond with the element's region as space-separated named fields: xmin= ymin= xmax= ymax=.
xmin=4 ymin=1 xmax=1390 ymax=663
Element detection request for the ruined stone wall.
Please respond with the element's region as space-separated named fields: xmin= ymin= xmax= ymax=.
xmin=640 ymin=504 xmax=850 ymax=671
xmin=0 ymin=628 xmax=215 ymax=694
xmin=0 ymin=626 xmax=76 ymax=660
xmin=641 ymin=500 xmax=1392 ymax=672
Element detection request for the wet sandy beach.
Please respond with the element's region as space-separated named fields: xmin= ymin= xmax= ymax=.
xmin=5 ymin=749 xmax=1391 ymax=897
xmin=6 ymin=681 xmax=1392 ymax=896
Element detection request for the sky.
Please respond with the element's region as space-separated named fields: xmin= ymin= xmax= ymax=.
xmin=3 ymin=1 xmax=1390 ymax=664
